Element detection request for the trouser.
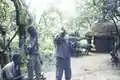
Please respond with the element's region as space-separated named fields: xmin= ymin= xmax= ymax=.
xmin=56 ymin=57 xmax=71 ymax=80
xmin=27 ymin=55 xmax=41 ymax=80
xmin=0 ymin=54 xmax=9 ymax=68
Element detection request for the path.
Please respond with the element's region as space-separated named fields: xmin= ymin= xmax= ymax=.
xmin=45 ymin=53 xmax=120 ymax=80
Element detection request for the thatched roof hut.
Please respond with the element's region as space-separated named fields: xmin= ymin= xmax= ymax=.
xmin=85 ymin=20 xmax=119 ymax=53
xmin=85 ymin=20 xmax=119 ymax=37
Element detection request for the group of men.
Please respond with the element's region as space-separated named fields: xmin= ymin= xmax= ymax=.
xmin=1 ymin=26 xmax=80 ymax=80
xmin=1 ymin=26 xmax=41 ymax=80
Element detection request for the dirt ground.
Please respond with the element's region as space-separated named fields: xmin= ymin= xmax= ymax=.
xmin=45 ymin=53 xmax=120 ymax=80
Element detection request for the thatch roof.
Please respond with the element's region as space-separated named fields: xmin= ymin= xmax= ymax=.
xmin=86 ymin=20 xmax=120 ymax=36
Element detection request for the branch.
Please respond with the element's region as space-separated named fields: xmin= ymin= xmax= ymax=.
xmin=93 ymin=0 xmax=96 ymax=5
xmin=39 ymin=11 xmax=46 ymax=24
xmin=109 ymin=13 xmax=120 ymax=35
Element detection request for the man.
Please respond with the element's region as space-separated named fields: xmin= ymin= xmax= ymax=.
xmin=27 ymin=26 xmax=41 ymax=80
xmin=0 ymin=33 xmax=9 ymax=68
xmin=54 ymin=28 xmax=80 ymax=80
xmin=2 ymin=54 xmax=24 ymax=80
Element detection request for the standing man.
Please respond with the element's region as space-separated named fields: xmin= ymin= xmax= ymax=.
xmin=54 ymin=28 xmax=78 ymax=80
xmin=27 ymin=26 xmax=41 ymax=80
xmin=2 ymin=54 xmax=24 ymax=80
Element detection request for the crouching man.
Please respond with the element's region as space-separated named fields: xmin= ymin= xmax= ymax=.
xmin=2 ymin=54 xmax=25 ymax=80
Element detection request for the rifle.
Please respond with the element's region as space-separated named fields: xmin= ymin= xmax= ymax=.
xmin=68 ymin=36 xmax=91 ymax=41
xmin=12 ymin=75 xmax=22 ymax=80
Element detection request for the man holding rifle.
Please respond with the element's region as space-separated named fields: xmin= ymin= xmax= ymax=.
xmin=54 ymin=28 xmax=84 ymax=80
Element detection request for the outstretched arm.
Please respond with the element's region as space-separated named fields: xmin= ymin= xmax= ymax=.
xmin=68 ymin=36 xmax=89 ymax=41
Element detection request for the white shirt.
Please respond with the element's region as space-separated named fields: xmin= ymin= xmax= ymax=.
xmin=3 ymin=61 xmax=16 ymax=79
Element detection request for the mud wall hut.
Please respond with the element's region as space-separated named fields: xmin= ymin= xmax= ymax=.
xmin=85 ymin=20 xmax=118 ymax=53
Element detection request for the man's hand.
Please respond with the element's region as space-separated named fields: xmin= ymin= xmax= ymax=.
xmin=27 ymin=46 xmax=31 ymax=52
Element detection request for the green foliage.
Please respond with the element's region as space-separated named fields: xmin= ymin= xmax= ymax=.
xmin=37 ymin=7 xmax=63 ymax=55
xmin=36 ymin=0 xmax=105 ymax=56
xmin=0 ymin=0 xmax=14 ymax=29
xmin=0 ymin=0 xmax=108 ymax=72
xmin=75 ymin=0 xmax=104 ymax=28
xmin=0 ymin=0 xmax=105 ymax=56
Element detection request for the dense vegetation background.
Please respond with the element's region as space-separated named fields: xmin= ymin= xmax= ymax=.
xmin=0 ymin=0 xmax=104 ymax=72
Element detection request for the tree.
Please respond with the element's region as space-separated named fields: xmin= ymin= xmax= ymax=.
xmin=10 ymin=0 xmax=32 ymax=57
